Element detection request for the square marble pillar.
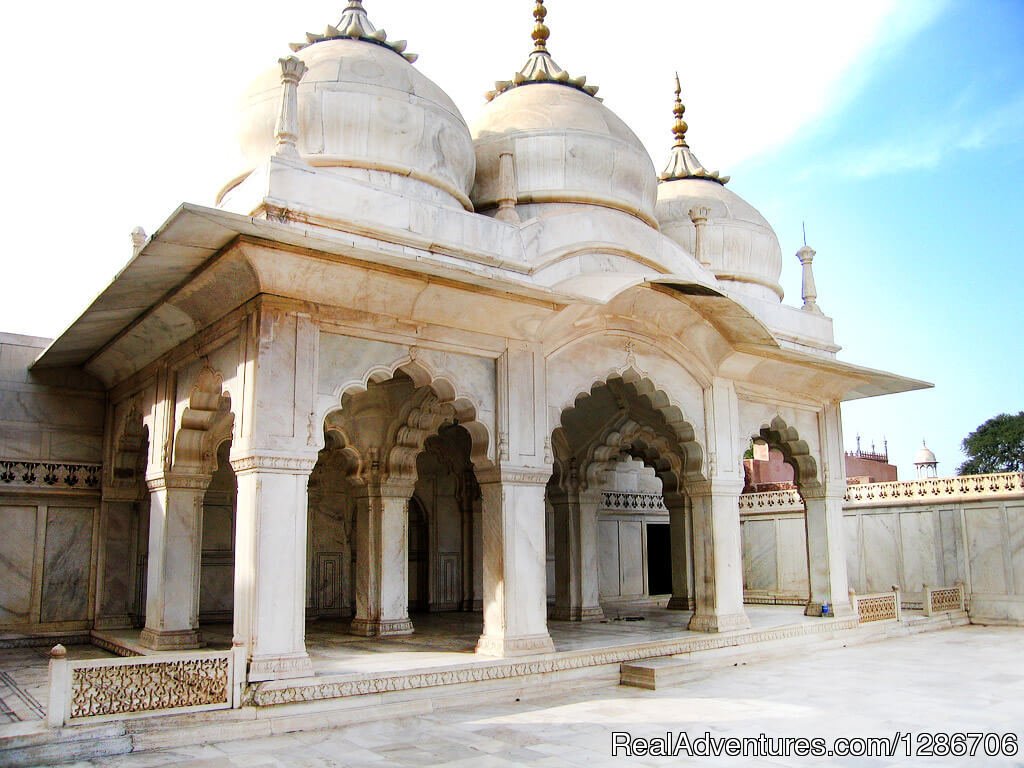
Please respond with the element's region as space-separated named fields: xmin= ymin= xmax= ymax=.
xmin=476 ymin=471 xmax=555 ymax=656
xmin=232 ymin=455 xmax=315 ymax=681
xmin=551 ymin=489 xmax=604 ymax=621
xmin=688 ymin=480 xmax=751 ymax=633
xmin=351 ymin=482 xmax=415 ymax=637
xmin=140 ymin=475 xmax=208 ymax=650
xmin=803 ymin=490 xmax=854 ymax=618
xmin=666 ymin=494 xmax=695 ymax=610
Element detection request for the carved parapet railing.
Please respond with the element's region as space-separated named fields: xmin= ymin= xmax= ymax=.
xmin=739 ymin=489 xmax=803 ymax=514
xmin=851 ymin=586 xmax=902 ymax=624
xmin=48 ymin=645 xmax=237 ymax=726
xmin=601 ymin=492 xmax=667 ymax=512
xmin=844 ymin=472 xmax=1024 ymax=508
xmin=0 ymin=459 xmax=101 ymax=493
xmin=923 ymin=583 xmax=966 ymax=616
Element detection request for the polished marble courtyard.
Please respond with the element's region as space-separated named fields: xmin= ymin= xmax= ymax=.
xmin=28 ymin=624 xmax=1020 ymax=767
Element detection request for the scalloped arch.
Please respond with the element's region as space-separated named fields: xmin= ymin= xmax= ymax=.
xmin=756 ymin=415 xmax=820 ymax=493
xmin=172 ymin=366 xmax=235 ymax=476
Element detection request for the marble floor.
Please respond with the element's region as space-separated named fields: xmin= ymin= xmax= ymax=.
xmin=51 ymin=625 xmax=1024 ymax=767
xmin=0 ymin=605 xmax=813 ymax=723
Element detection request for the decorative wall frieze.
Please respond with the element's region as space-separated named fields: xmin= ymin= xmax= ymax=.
xmin=145 ymin=473 xmax=212 ymax=492
xmin=738 ymin=489 xmax=803 ymax=513
xmin=0 ymin=460 xmax=101 ymax=492
xmin=601 ymin=492 xmax=667 ymax=512
xmin=843 ymin=472 xmax=1024 ymax=507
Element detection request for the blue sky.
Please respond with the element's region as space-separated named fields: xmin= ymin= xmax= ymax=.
xmin=733 ymin=0 xmax=1024 ymax=478
xmin=0 ymin=1 xmax=1019 ymax=479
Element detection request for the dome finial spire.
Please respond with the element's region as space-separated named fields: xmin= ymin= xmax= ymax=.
xmin=532 ymin=1 xmax=550 ymax=53
xmin=660 ymin=73 xmax=728 ymax=185
xmin=486 ymin=1 xmax=599 ymax=101
xmin=289 ymin=1 xmax=418 ymax=62
xmin=672 ymin=72 xmax=689 ymax=148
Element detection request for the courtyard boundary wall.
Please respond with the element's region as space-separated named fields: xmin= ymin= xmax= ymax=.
xmin=740 ymin=473 xmax=1024 ymax=625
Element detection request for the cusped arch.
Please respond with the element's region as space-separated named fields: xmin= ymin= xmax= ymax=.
xmin=585 ymin=421 xmax=688 ymax=497
xmin=110 ymin=400 xmax=150 ymax=494
xmin=756 ymin=416 xmax=820 ymax=493
xmin=560 ymin=368 xmax=705 ymax=484
xmin=172 ymin=366 xmax=235 ymax=476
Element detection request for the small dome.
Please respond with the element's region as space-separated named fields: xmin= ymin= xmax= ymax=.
xmin=471 ymin=85 xmax=658 ymax=226
xmin=655 ymin=78 xmax=783 ymax=302
xmin=469 ymin=1 xmax=657 ymax=227
xmin=914 ymin=442 xmax=938 ymax=465
xmin=236 ymin=4 xmax=475 ymax=210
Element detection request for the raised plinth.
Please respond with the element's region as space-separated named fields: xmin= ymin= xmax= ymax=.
xmin=139 ymin=628 xmax=203 ymax=651
xmin=248 ymin=652 xmax=313 ymax=682
xmin=476 ymin=633 xmax=555 ymax=658
xmin=805 ymin=600 xmax=856 ymax=619
xmin=550 ymin=606 xmax=606 ymax=622
xmin=667 ymin=596 xmax=695 ymax=611
xmin=349 ymin=618 xmax=415 ymax=638
xmin=687 ymin=611 xmax=751 ymax=633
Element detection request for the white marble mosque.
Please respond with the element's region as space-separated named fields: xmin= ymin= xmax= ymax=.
xmin=1 ymin=0 xmax=1022 ymax=749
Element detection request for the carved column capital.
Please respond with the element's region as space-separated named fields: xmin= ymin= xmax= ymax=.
xmin=229 ymin=453 xmax=317 ymax=476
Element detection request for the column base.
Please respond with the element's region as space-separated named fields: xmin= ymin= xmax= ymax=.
xmin=349 ymin=617 xmax=415 ymax=637
xmin=667 ymin=596 xmax=695 ymax=611
xmin=476 ymin=633 xmax=555 ymax=658
xmin=805 ymin=599 xmax=855 ymax=619
xmin=247 ymin=652 xmax=313 ymax=682
xmin=550 ymin=605 xmax=606 ymax=622
xmin=139 ymin=627 xmax=203 ymax=651
xmin=687 ymin=611 xmax=751 ymax=633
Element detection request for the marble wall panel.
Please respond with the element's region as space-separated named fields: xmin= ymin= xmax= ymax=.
xmin=199 ymin=561 xmax=234 ymax=615
xmin=47 ymin=431 xmax=103 ymax=463
xmin=202 ymin=504 xmax=234 ymax=553
xmin=1005 ymin=504 xmax=1024 ymax=595
xmin=318 ymin=334 xmax=407 ymax=397
xmin=40 ymin=507 xmax=94 ymax=623
xmin=99 ymin=502 xmax=134 ymax=618
xmin=899 ymin=511 xmax=942 ymax=592
xmin=0 ymin=426 xmax=41 ymax=459
xmin=777 ymin=518 xmax=810 ymax=594
xmin=598 ymin=520 xmax=619 ymax=598
xmin=843 ymin=514 xmax=862 ymax=592
xmin=965 ymin=506 xmax=1008 ymax=594
xmin=938 ymin=508 xmax=964 ymax=586
xmin=619 ymin=521 xmax=644 ymax=597
xmin=742 ymin=519 xmax=777 ymax=591
xmin=862 ymin=513 xmax=901 ymax=593
xmin=0 ymin=506 xmax=37 ymax=624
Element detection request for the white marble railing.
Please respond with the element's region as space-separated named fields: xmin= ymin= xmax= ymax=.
xmin=843 ymin=472 xmax=1023 ymax=507
xmin=738 ymin=489 xmax=803 ymax=513
xmin=48 ymin=645 xmax=237 ymax=726
xmin=852 ymin=587 xmax=902 ymax=623
xmin=924 ymin=583 xmax=966 ymax=616
xmin=601 ymin=492 xmax=667 ymax=512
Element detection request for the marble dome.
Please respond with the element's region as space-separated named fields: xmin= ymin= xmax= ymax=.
xmin=234 ymin=3 xmax=476 ymax=211
xmin=655 ymin=80 xmax=783 ymax=302
xmin=469 ymin=3 xmax=658 ymax=227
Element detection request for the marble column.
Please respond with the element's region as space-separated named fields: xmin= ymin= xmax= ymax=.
xmin=688 ymin=479 xmax=751 ymax=632
xmin=803 ymin=488 xmax=854 ymax=617
xmin=551 ymin=488 xmax=604 ymax=621
xmin=232 ymin=454 xmax=315 ymax=681
xmin=476 ymin=470 xmax=555 ymax=656
xmin=140 ymin=474 xmax=209 ymax=650
xmin=351 ymin=481 xmax=415 ymax=637
xmin=666 ymin=493 xmax=695 ymax=610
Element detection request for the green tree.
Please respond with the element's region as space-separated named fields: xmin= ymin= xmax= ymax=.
xmin=958 ymin=412 xmax=1024 ymax=475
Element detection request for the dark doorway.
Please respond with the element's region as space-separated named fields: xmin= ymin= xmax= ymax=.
xmin=408 ymin=496 xmax=429 ymax=611
xmin=646 ymin=523 xmax=673 ymax=596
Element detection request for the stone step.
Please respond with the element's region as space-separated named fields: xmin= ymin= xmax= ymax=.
xmin=0 ymin=721 xmax=131 ymax=768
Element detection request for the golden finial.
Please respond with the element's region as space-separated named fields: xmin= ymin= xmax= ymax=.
xmin=672 ymin=72 xmax=689 ymax=148
xmin=532 ymin=0 xmax=550 ymax=53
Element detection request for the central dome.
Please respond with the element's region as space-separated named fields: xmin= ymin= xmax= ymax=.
xmin=234 ymin=4 xmax=476 ymax=211
xmin=469 ymin=1 xmax=657 ymax=226
xmin=471 ymin=84 xmax=658 ymax=226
